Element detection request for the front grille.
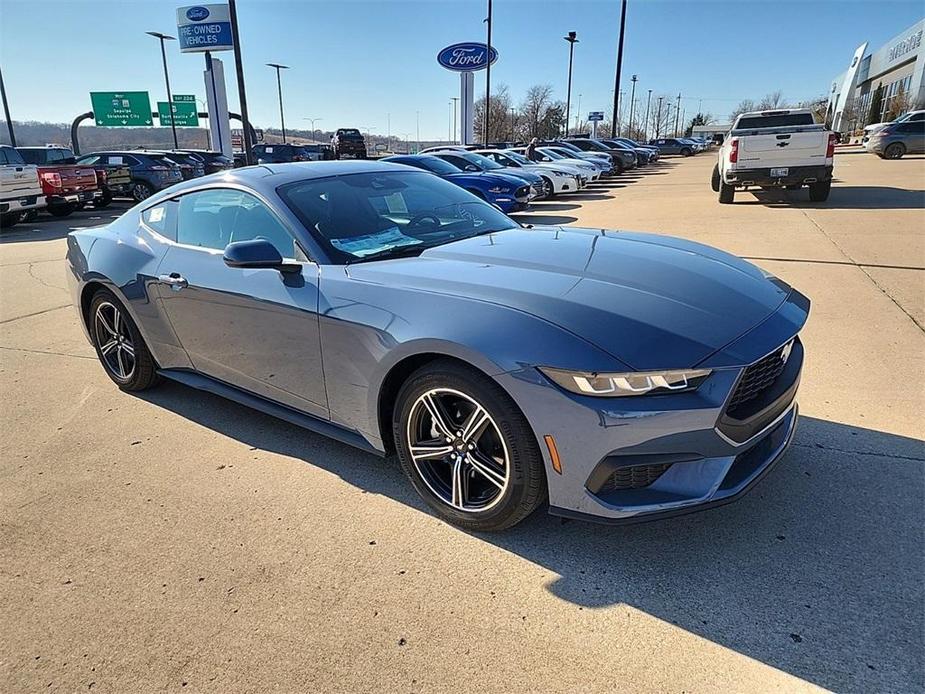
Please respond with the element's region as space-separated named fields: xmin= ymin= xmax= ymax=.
xmin=598 ymin=463 xmax=673 ymax=493
xmin=727 ymin=342 xmax=790 ymax=417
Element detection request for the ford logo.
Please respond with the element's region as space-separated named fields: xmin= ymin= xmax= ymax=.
xmin=186 ymin=6 xmax=210 ymax=21
xmin=437 ymin=42 xmax=498 ymax=72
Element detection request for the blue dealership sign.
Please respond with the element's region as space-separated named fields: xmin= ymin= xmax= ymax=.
xmin=177 ymin=4 xmax=233 ymax=53
xmin=437 ymin=42 xmax=498 ymax=72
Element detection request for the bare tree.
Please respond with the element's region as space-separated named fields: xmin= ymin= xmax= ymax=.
xmin=757 ymin=90 xmax=785 ymax=110
xmin=474 ymin=84 xmax=513 ymax=143
xmin=885 ymin=86 xmax=912 ymax=121
xmin=731 ymin=99 xmax=757 ymax=120
xmin=519 ymin=84 xmax=555 ymax=139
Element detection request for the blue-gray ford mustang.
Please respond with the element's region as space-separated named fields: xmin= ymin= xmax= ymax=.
xmin=66 ymin=161 xmax=809 ymax=531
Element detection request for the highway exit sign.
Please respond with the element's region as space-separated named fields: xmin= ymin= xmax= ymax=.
xmin=157 ymin=101 xmax=200 ymax=127
xmin=90 ymin=91 xmax=153 ymax=127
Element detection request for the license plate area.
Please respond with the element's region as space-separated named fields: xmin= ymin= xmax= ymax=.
xmin=770 ymin=167 xmax=789 ymax=177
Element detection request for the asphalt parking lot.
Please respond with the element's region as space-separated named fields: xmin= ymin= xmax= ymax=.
xmin=1 ymin=153 xmax=923 ymax=693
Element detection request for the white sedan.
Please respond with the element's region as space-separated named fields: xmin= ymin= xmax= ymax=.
xmin=474 ymin=149 xmax=586 ymax=197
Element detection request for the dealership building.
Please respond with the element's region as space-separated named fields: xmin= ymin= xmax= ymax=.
xmin=828 ymin=18 xmax=924 ymax=132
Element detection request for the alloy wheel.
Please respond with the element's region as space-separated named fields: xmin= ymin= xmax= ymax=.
xmin=94 ymin=301 xmax=136 ymax=380
xmin=406 ymin=388 xmax=510 ymax=512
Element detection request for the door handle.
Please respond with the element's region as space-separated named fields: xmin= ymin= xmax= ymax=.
xmin=157 ymin=272 xmax=188 ymax=290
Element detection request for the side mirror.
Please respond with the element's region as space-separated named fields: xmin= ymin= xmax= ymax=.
xmin=714 ymin=134 xmax=725 ymax=145
xmin=223 ymin=239 xmax=299 ymax=273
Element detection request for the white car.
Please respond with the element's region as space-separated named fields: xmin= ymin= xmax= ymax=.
xmin=0 ymin=145 xmax=46 ymax=228
xmin=536 ymin=147 xmax=608 ymax=177
xmin=474 ymin=149 xmax=586 ymax=196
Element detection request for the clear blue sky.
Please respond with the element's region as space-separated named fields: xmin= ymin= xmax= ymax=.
xmin=1 ymin=0 xmax=922 ymax=138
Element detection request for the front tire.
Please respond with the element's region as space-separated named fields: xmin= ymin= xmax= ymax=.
xmin=0 ymin=212 xmax=22 ymax=229
xmin=808 ymin=180 xmax=831 ymax=202
xmin=89 ymin=289 xmax=160 ymax=391
xmin=681 ymin=148 xmax=692 ymax=157
xmin=884 ymin=143 xmax=906 ymax=159
xmin=541 ymin=177 xmax=555 ymax=198
xmin=718 ymin=179 xmax=735 ymax=204
xmin=393 ymin=360 xmax=547 ymax=532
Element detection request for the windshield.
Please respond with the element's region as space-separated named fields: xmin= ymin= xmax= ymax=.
xmin=538 ymin=148 xmax=564 ymax=160
xmin=582 ymin=140 xmax=611 ymax=152
xmin=279 ymin=171 xmax=516 ymax=263
xmin=504 ymin=150 xmax=532 ymax=165
xmin=458 ymin=152 xmax=503 ymax=171
xmin=396 ymin=155 xmax=462 ymax=175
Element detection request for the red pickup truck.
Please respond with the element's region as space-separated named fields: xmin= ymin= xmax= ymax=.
xmin=16 ymin=147 xmax=101 ymax=217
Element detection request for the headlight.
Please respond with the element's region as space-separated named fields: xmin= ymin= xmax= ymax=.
xmin=538 ymin=366 xmax=712 ymax=397
xmin=487 ymin=186 xmax=511 ymax=193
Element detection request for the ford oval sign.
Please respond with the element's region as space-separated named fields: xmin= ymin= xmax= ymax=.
xmin=437 ymin=43 xmax=498 ymax=72
xmin=186 ymin=6 xmax=210 ymax=21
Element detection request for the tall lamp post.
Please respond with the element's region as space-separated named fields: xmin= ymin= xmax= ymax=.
xmin=563 ymin=31 xmax=578 ymax=138
xmin=146 ymin=31 xmax=179 ymax=149
xmin=266 ymin=63 xmax=290 ymax=143
xmin=628 ymin=75 xmax=638 ymax=137
xmin=655 ymin=96 xmax=664 ymax=137
xmin=575 ymin=93 xmax=582 ymax=134
xmin=0 ymin=65 xmax=16 ymax=147
xmin=302 ymin=117 xmax=322 ymax=142
xmin=643 ymin=89 xmax=652 ymax=140
xmin=610 ymin=0 xmax=628 ymax=138
xmin=228 ymin=0 xmax=255 ymax=165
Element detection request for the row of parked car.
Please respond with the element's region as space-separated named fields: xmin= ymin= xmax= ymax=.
xmin=0 ymin=144 xmax=235 ymax=227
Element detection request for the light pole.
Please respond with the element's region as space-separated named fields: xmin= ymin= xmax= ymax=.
xmin=484 ymin=0 xmax=493 ymax=145
xmin=510 ymin=107 xmax=516 ymax=141
xmin=575 ymin=93 xmax=582 ymax=134
xmin=643 ymin=89 xmax=652 ymax=140
xmin=228 ymin=0 xmax=255 ymax=165
xmin=416 ymin=110 xmax=420 ymax=152
xmin=611 ymin=0 xmax=628 ymax=138
xmin=563 ymin=31 xmax=578 ymax=138
xmin=0 ymin=64 xmax=16 ymax=147
xmin=146 ymin=31 xmax=179 ymax=149
xmin=673 ymin=92 xmax=681 ymax=137
xmin=655 ymin=96 xmax=664 ymax=137
xmin=448 ymin=100 xmax=453 ymax=142
xmin=302 ymin=117 xmax=322 ymax=142
xmin=628 ymin=75 xmax=638 ymax=138
xmin=665 ymin=102 xmax=672 ymax=137
xmin=387 ymin=112 xmax=391 ymax=150
xmin=266 ymin=63 xmax=290 ymax=143
xmin=450 ymin=98 xmax=459 ymax=144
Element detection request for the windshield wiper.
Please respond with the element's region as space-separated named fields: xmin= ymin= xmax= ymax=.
xmin=345 ymin=242 xmax=437 ymax=264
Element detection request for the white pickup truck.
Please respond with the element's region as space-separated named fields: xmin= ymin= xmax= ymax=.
xmin=711 ymin=109 xmax=836 ymax=204
xmin=1 ymin=145 xmax=46 ymax=228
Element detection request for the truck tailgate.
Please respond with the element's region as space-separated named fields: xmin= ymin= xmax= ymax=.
xmin=1 ymin=164 xmax=42 ymax=199
xmin=58 ymin=166 xmax=99 ymax=190
xmin=737 ymin=131 xmax=828 ymax=168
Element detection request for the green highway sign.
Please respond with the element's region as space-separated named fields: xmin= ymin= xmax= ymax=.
xmin=172 ymin=94 xmax=196 ymax=103
xmin=90 ymin=91 xmax=153 ymax=126
xmin=157 ymin=101 xmax=200 ymax=127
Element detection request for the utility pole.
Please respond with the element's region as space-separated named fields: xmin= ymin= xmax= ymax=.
xmin=0 ymin=65 xmax=15 ymax=147
xmin=575 ymin=93 xmax=582 ymax=134
xmin=387 ymin=112 xmax=391 ymax=150
xmin=563 ymin=32 xmax=578 ymax=138
xmin=666 ymin=102 xmax=672 ymax=137
xmin=628 ymin=75 xmax=637 ymax=138
xmin=266 ymin=63 xmax=290 ymax=143
xmin=643 ymin=89 xmax=652 ymax=140
xmin=510 ymin=107 xmax=516 ymax=141
xmin=448 ymin=101 xmax=453 ymax=143
xmin=146 ymin=31 xmax=179 ymax=149
xmin=484 ymin=0 xmax=493 ymax=145
xmin=228 ymin=0 xmax=255 ymax=165
xmin=655 ymin=96 xmax=663 ymax=137
xmin=616 ymin=90 xmax=624 ymax=136
xmin=610 ymin=0 xmax=628 ymax=138
xmin=674 ymin=92 xmax=681 ymax=137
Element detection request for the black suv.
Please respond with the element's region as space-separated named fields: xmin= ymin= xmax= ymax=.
xmin=253 ymin=143 xmax=315 ymax=164
xmin=331 ymin=128 xmax=367 ymax=159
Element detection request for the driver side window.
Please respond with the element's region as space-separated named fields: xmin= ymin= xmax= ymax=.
xmin=176 ymin=189 xmax=298 ymax=259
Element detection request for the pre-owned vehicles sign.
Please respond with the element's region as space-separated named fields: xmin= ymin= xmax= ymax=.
xmin=176 ymin=4 xmax=233 ymax=53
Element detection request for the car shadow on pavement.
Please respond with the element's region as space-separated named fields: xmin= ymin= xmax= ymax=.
xmin=136 ymin=381 xmax=924 ymax=692
xmin=510 ymin=213 xmax=579 ymax=225
xmin=740 ymin=186 xmax=925 ymax=210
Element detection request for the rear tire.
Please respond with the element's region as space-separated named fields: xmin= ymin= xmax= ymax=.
xmin=808 ymin=180 xmax=831 ymax=202
xmin=393 ymin=359 xmax=547 ymax=532
xmin=0 ymin=212 xmax=22 ymax=229
xmin=681 ymin=148 xmax=692 ymax=157
xmin=710 ymin=165 xmax=720 ymax=192
xmin=541 ymin=177 xmax=555 ymax=198
xmin=89 ymin=288 xmax=160 ymax=392
xmin=718 ymin=179 xmax=735 ymax=204
xmin=93 ymin=192 xmax=113 ymax=209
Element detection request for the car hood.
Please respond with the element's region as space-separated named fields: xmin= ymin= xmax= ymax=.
xmin=446 ymin=171 xmax=528 ymax=187
xmin=345 ymin=226 xmax=791 ymax=370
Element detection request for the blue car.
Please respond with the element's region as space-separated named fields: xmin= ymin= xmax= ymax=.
xmin=384 ymin=154 xmax=530 ymax=213
xmin=426 ymin=150 xmax=547 ymax=200
xmin=66 ymin=161 xmax=808 ymax=531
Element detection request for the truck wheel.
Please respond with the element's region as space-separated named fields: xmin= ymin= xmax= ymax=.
xmin=93 ymin=192 xmax=113 ymax=209
xmin=718 ymin=180 xmax=735 ymax=204
xmin=884 ymin=143 xmax=905 ymax=159
xmin=48 ymin=203 xmax=76 ymax=217
xmin=808 ymin=181 xmax=831 ymax=202
xmin=710 ymin=165 xmax=720 ymax=192
xmin=0 ymin=212 xmax=22 ymax=229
